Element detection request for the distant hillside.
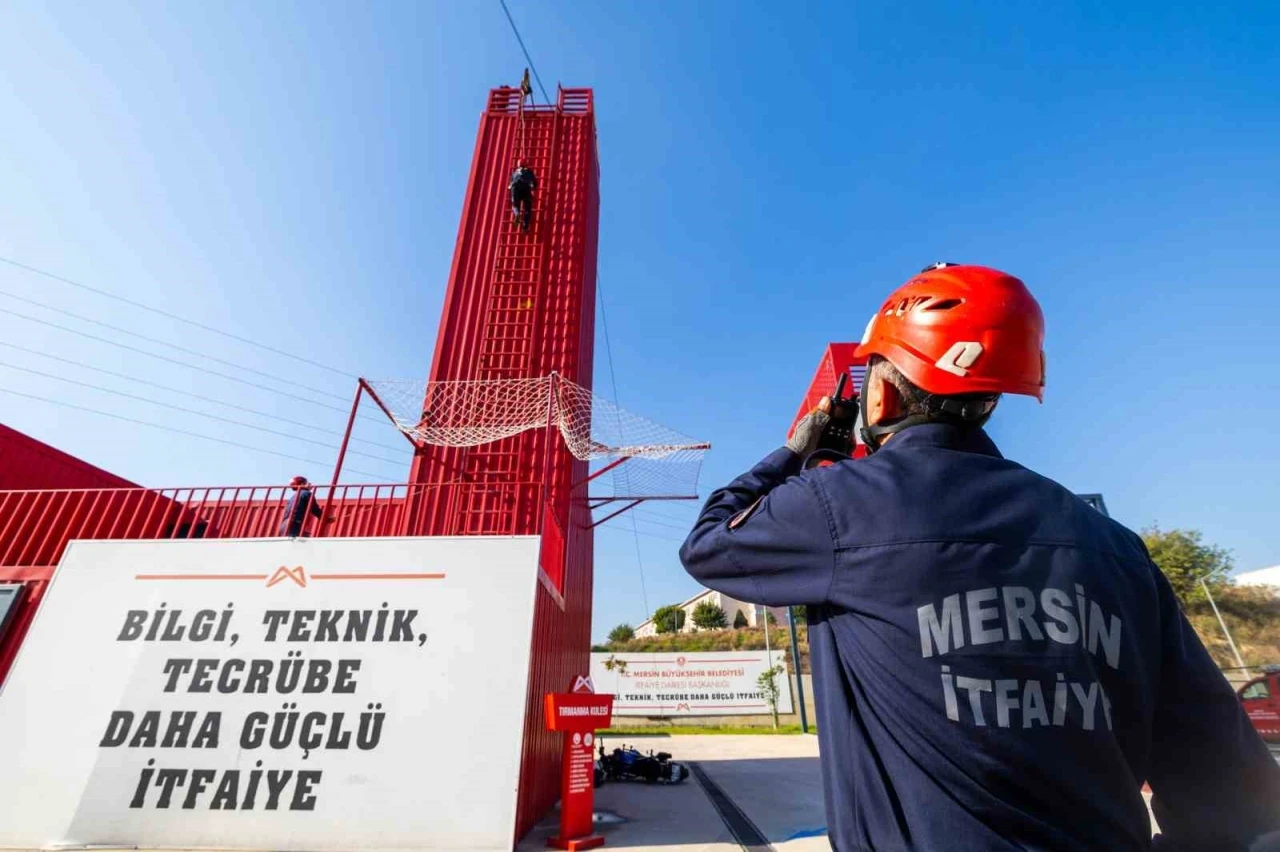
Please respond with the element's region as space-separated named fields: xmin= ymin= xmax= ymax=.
xmin=1185 ymin=584 xmax=1280 ymax=672
xmin=595 ymin=586 xmax=1280 ymax=678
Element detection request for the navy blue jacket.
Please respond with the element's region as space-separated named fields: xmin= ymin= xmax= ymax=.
xmin=681 ymin=424 xmax=1280 ymax=851
xmin=509 ymin=167 xmax=537 ymax=193
xmin=280 ymin=487 xmax=322 ymax=537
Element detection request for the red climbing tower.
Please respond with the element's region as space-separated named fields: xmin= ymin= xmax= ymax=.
xmin=409 ymin=86 xmax=599 ymax=839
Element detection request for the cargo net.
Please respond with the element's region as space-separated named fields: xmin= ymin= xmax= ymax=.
xmin=363 ymin=374 xmax=709 ymax=500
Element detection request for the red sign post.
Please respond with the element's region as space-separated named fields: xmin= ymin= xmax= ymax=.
xmin=544 ymin=676 xmax=614 ymax=850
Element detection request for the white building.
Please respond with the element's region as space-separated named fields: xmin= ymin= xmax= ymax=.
xmin=633 ymin=588 xmax=790 ymax=637
xmin=1234 ymin=565 xmax=1280 ymax=588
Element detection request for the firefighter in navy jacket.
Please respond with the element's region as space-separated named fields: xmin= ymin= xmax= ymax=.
xmin=680 ymin=264 xmax=1280 ymax=851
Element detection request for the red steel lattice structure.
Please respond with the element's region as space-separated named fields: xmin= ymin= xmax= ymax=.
xmin=0 ymin=85 xmax=602 ymax=843
xmin=408 ymin=85 xmax=600 ymax=839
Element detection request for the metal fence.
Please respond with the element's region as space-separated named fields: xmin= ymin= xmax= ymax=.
xmin=0 ymin=481 xmax=562 ymax=571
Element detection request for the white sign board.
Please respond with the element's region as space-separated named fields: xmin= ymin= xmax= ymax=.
xmin=590 ymin=651 xmax=792 ymax=716
xmin=0 ymin=536 xmax=540 ymax=851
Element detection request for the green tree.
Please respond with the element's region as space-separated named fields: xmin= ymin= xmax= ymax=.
xmin=733 ymin=609 xmax=749 ymax=629
xmin=789 ymin=607 xmax=807 ymax=625
xmin=654 ymin=604 xmax=686 ymax=634
xmin=1142 ymin=525 xmax=1234 ymax=605
xmin=757 ymin=664 xmax=785 ymax=730
xmin=692 ymin=600 xmax=728 ymax=630
xmin=607 ymin=623 xmax=635 ymax=644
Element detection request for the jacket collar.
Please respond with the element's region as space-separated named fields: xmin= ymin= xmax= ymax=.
xmin=875 ymin=423 xmax=1003 ymax=458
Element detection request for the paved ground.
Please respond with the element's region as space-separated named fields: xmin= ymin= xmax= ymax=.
xmin=517 ymin=734 xmax=1163 ymax=852
xmin=20 ymin=733 xmax=1261 ymax=851
xmin=517 ymin=735 xmax=828 ymax=852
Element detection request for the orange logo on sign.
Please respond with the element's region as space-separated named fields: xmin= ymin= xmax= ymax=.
xmin=267 ymin=565 xmax=307 ymax=588
xmin=677 ymin=656 xmax=686 ymax=667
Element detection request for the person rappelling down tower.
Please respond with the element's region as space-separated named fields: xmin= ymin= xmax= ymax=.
xmin=680 ymin=263 xmax=1280 ymax=851
xmin=509 ymin=160 xmax=538 ymax=233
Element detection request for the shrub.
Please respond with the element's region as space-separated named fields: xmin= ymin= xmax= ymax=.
xmin=692 ymin=600 xmax=728 ymax=630
xmin=654 ymin=604 xmax=686 ymax=634
xmin=757 ymin=665 xmax=785 ymax=729
xmin=1142 ymin=525 xmax=1232 ymax=605
xmin=607 ymin=623 xmax=635 ymax=644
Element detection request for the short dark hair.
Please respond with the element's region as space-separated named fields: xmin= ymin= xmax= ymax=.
xmin=867 ymin=356 xmax=999 ymax=427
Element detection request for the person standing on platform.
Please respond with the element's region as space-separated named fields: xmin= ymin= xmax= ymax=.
xmin=280 ymin=475 xmax=324 ymax=537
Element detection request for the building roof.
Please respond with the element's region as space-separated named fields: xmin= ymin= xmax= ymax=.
xmin=1235 ymin=566 xmax=1280 ymax=587
xmin=1076 ymin=493 xmax=1110 ymax=517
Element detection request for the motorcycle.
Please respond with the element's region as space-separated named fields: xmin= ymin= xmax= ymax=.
xmin=595 ymin=739 xmax=689 ymax=785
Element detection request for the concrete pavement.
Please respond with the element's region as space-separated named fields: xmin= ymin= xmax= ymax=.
xmin=517 ymin=733 xmax=1164 ymax=852
xmin=517 ymin=734 xmax=828 ymax=852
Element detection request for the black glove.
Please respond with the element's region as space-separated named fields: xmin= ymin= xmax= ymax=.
xmin=786 ymin=399 xmax=832 ymax=456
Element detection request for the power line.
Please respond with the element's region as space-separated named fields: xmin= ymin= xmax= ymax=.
xmin=0 ymin=288 xmax=348 ymax=402
xmin=0 ymin=361 xmax=405 ymax=468
xmin=0 ymin=340 xmax=407 ymax=456
xmin=0 ymin=254 xmax=356 ymax=378
xmin=0 ymin=387 xmax=387 ymax=480
xmin=0 ymin=304 xmax=365 ymax=416
xmin=636 ymin=503 xmax=697 ymax=522
xmin=628 ymin=513 xmax=692 ymax=533
xmin=498 ymin=0 xmax=551 ymax=105
xmin=595 ymin=523 xmax=686 ymax=544
xmin=596 ymin=279 xmax=651 ymax=620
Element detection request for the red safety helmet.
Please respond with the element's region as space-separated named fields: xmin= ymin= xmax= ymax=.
xmin=857 ymin=263 xmax=1045 ymax=401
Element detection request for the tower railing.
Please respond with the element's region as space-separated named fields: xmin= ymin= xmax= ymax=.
xmin=0 ymin=480 xmax=559 ymax=572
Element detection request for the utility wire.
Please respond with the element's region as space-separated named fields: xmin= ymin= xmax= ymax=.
xmin=627 ymin=513 xmax=693 ymax=532
xmin=635 ymin=509 xmax=696 ymax=529
xmin=0 ymin=387 xmax=387 ymax=480
xmin=596 ymin=523 xmax=686 ymax=544
xmin=597 ymin=281 xmax=651 ymax=620
xmin=0 ymin=255 xmax=356 ymax=378
xmin=636 ymin=503 xmax=697 ymax=521
xmin=0 ymin=340 xmax=407 ymax=455
xmin=0 ymin=288 xmax=348 ymax=402
xmin=0 ymin=361 xmax=405 ymax=468
xmin=498 ymin=0 xmax=551 ymax=105
xmin=0 ymin=304 xmax=386 ymax=419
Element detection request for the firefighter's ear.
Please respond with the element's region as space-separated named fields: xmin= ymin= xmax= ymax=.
xmin=864 ymin=371 xmax=903 ymax=427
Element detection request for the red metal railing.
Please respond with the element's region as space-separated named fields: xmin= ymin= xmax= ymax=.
xmin=0 ymin=482 xmax=569 ymax=687
xmin=0 ymin=482 xmax=562 ymax=571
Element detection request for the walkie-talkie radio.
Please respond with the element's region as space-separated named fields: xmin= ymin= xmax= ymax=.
xmin=816 ymin=371 xmax=859 ymax=456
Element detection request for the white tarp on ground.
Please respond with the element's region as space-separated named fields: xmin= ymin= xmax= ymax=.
xmin=591 ymin=650 xmax=792 ymax=716
xmin=0 ymin=536 xmax=540 ymax=851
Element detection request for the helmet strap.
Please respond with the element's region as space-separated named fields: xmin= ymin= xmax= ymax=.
xmin=858 ymin=388 xmax=997 ymax=454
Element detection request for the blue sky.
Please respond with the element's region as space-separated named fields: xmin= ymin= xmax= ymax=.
xmin=0 ymin=2 xmax=1277 ymax=641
